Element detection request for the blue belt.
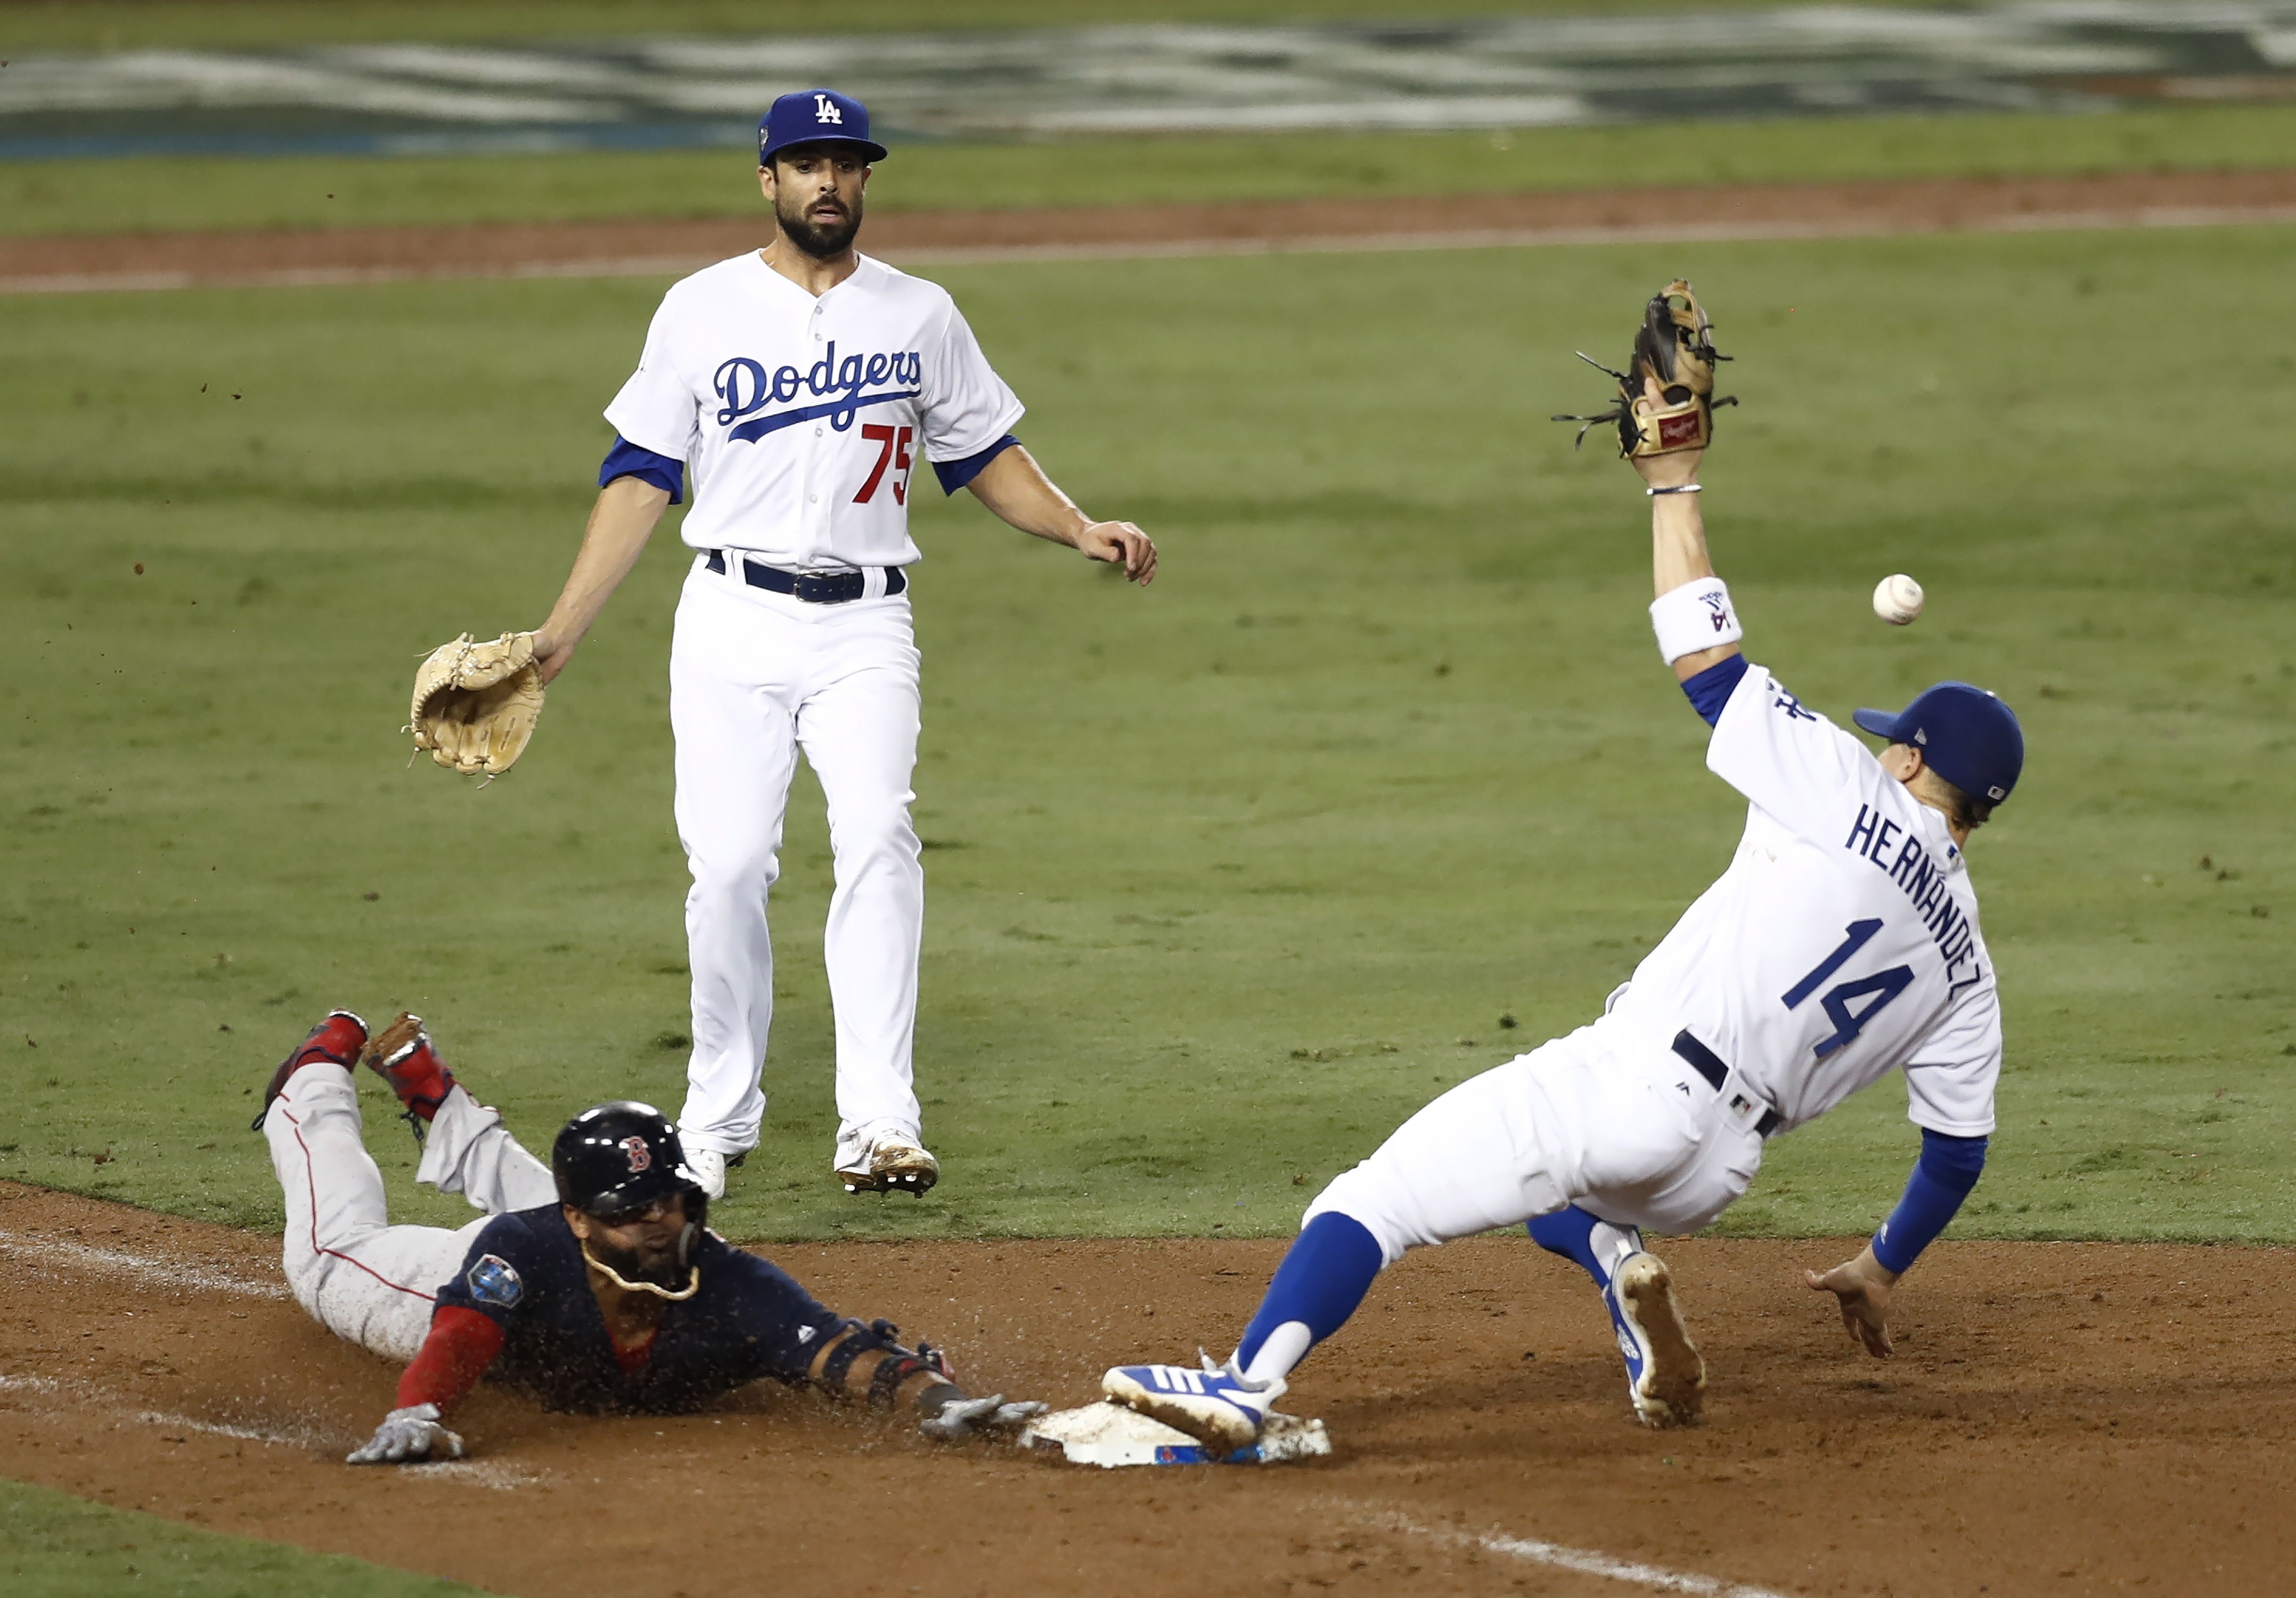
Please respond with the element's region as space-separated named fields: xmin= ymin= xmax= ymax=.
xmin=704 ymin=549 xmax=906 ymax=605
xmin=1672 ymin=1030 xmax=1783 ymax=1138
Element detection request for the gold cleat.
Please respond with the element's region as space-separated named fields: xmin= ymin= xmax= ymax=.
xmin=835 ymin=1134 xmax=939 ymax=1197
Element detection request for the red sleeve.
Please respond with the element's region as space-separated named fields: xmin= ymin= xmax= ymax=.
xmin=396 ymin=1305 xmax=506 ymax=1413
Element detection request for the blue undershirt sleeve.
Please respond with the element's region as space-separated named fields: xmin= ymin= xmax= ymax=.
xmin=1870 ymin=1130 xmax=1988 ymax=1274
xmin=598 ymin=435 xmax=684 ymax=504
xmin=1680 ymin=651 xmax=1749 ymax=727
xmin=933 ymin=434 xmax=1020 ymax=496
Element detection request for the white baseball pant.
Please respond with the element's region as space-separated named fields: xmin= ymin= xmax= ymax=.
xmin=1304 ymin=1020 xmax=1769 ymax=1263
xmin=264 ymin=1063 xmax=557 ymax=1362
xmin=669 ymin=559 xmax=925 ymax=1164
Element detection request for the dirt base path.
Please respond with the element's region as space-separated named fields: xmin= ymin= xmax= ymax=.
xmin=3 ymin=1181 xmax=2291 ymax=1597
xmin=9 ymin=168 xmax=2296 ymax=293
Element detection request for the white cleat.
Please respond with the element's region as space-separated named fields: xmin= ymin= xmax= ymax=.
xmin=1101 ymin=1360 xmax=1284 ymax=1454
xmin=1609 ymin=1252 xmax=1705 ymax=1428
xmin=687 ymin=1147 xmax=730 ymax=1201
xmin=835 ymin=1132 xmax=939 ymax=1196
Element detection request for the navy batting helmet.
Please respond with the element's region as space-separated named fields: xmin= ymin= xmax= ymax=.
xmin=552 ymin=1102 xmax=708 ymax=1223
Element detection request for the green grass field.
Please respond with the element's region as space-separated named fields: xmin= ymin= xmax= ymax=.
xmin=0 ymin=1476 xmax=487 ymax=1597
xmin=3 ymin=221 xmax=2289 ymax=1245
xmin=11 ymin=104 xmax=2296 ymax=238
xmin=4 ymin=7 xmax=2292 ymax=1583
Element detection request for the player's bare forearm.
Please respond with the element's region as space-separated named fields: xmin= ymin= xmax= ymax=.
xmin=965 ymin=444 xmax=1156 ymax=585
xmin=532 ymin=476 xmax=672 ymax=682
xmin=1633 ymin=441 xmax=1738 ymax=682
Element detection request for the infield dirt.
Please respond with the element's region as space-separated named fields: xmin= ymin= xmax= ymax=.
xmin=2 ymin=1180 xmax=2288 ymax=1597
xmin=6 ymin=167 xmax=2296 ymax=291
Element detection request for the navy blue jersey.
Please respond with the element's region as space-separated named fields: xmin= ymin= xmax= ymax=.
xmin=434 ymin=1204 xmax=844 ymax=1414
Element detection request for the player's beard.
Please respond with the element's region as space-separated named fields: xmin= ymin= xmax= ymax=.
xmin=778 ymin=191 xmax=862 ymax=259
xmin=587 ymin=1229 xmax=689 ymax=1291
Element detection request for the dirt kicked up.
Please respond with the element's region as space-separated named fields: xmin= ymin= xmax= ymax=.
xmin=1 ymin=1181 xmax=2289 ymax=1597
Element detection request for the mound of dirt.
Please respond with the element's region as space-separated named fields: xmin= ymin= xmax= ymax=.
xmin=1 ymin=1181 xmax=2289 ymax=1596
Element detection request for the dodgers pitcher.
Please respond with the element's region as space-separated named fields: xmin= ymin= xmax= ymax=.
xmin=528 ymin=91 xmax=1156 ymax=1201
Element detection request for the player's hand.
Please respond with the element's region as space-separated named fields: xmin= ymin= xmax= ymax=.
xmin=1076 ymin=520 xmax=1157 ymax=586
xmin=918 ymin=1392 xmax=1048 ymax=1441
xmin=1629 ymin=376 xmax=1703 ymax=491
xmin=1804 ymin=1245 xmax=1900 ymax=1359
xmin=346 ymin=1403 xmax=465 ymax=1465
xmin=530 ymin=627 xmax=575 ymax=686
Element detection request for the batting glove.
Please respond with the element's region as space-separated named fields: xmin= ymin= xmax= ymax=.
xmin=918 ymin=1393 xmax=1048 ymax=1442
xmin=346 ymin=1403 xmax=465 ymax=1465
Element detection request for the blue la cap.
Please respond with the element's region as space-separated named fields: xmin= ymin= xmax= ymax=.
xmin=759 ymin=88 xmax=886 ymax=165
xmin=1852 ymin=681 xmax=2024 ymax=805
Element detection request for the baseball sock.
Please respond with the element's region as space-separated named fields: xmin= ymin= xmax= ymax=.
xmin=1527 ymin=1205 xmax=1644 ymax=1288
xmin=1233 ymin=1211 xmax=1383 ymax=1387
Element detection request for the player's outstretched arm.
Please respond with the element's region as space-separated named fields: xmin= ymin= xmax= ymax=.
xmin=961 ymin=444 xmax=1156 ymax=586
xmin=803 ymin=1317 xmax=1045 ymax=1441
xmin=530 ymin=475 xmax=674 ymax=684
xmin=1630 ymin=392 xmax=1740 ymax=686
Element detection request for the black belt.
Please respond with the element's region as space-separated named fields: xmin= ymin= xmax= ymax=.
xmin=1671 ymin=1030 xmax=1783 ymax=1138
xmin=704 ymin=549 xmax=906 ymax=605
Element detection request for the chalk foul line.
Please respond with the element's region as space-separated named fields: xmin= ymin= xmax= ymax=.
xmin=0 ymin=1228 xmax=287 ymax=1299
xmin=1345 ymin=1501 xmax=1790 ymax=1598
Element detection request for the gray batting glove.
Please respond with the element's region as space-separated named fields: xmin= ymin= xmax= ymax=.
xmin=346 ymin=1403 xmax=465 ymax=1465
xmin=918 ymin=1393 xmax=1049 ymax=1441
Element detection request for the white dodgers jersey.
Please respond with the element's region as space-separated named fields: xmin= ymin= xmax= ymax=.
xmin=1602 ymin=663 xmax=2001 ymax=1138
xmin=604 ymin=252 xmax=1024 ymax=570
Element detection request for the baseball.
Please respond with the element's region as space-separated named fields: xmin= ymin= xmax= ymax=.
xmin=1872 ymin=573 xmax=1924 ymax=626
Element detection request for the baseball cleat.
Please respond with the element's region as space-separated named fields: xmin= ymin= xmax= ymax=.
xmin=1102 ymin=1359 xmax=1283 ymax=1454
xmin=687 ymin=1147 xmax=731 ymax=1201
xmin=835 ymin=1132 xmax=938 ymax=1196
xmin=251 ymin=1010 xmax=367 ymax=1131
xmin=359 ymin=1013 xmax=457 ymax=1144
xmin=1608 ymin=1251 xmax=1705 ymax=1428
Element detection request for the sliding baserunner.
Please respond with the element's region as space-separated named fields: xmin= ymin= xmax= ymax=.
xmin=253 ymin=1010 xmax=1039 ymax=1463
xmin=1104 ymin=336 xmax=2023 ymax=1446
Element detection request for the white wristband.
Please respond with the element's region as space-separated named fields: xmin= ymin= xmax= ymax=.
xmin=1649 ymin=577 xmax=1742 ymax=665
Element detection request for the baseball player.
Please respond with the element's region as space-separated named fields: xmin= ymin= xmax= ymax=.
xmin=252 ymin=1010 xmax=1041 ymax=1463
xmin=1104 ymin=392 xmax=2024 ymax=1449
xmin=522 ymin=88 xmax=1155 ymax=1201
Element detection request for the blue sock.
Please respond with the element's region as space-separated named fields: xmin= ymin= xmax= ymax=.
xmin=1236 ymin=1212 xmax=1383 ymax=1370
xmin=1527 ymin=1205 xmax=1609 ymax=1285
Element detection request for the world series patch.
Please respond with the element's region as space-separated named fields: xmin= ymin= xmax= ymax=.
xmin=466 ymin=1253 xmax=524 ymax=1308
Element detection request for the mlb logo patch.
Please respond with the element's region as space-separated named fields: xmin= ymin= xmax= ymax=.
xmin=466 ymin=1253 xmax=524 ymax=1308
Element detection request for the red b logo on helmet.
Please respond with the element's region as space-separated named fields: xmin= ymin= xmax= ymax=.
xmin=618 ymin=1135 xmax=652 ymax=1174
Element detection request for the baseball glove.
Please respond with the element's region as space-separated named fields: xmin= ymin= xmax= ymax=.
xmin=1556 ymin=279 xmax=1736 ymax=458
xmin=407 ymin=631 xmax=545 ymax=778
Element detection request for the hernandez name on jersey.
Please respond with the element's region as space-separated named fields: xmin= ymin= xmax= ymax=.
xmin=606 ymin=252 xmax=1024 ymax=571
xmin=1599 ymin=662 xmax=2002 ymax=1142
